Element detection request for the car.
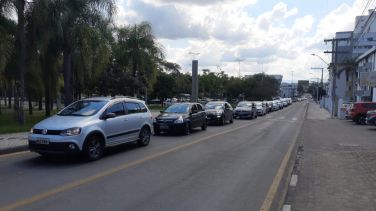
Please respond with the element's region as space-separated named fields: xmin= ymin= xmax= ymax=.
xmin=272 ymin=101 xmax=279 ymax=111
xmin=281 ymin=99 xmax=288 ymax=107
xmin=350 ymin=102 xmax=376 ymax=124
xmin=205 ymin=101 xmax=234 ymax=125
xmin=266 ymin=101 xmax=273 ymax=113
xmin=233 ymin=101 xmax=257 ymax=119
xmin=254 ymin=101 xmax=266 ymax=116
xmin=153 ymin=103 xmax=207 ymax=135
xmin=366 ymin=110 xmax=376 ymax=125
xmin=163 ymin=98 xmax=178 ymax=106
xmin=28 ymin=97 xmax=153 ymax=161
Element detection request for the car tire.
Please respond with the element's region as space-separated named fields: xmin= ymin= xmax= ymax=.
xmin=182 ymin=122 xmax=191 ymax=135
xmin=359 ymin=117 xmax=366 ymax=125
xmin=221 ymin=116 xmax=226 ymax=126
xmin=84 ymin=136 xmax=103 ymax=161
xmin=137 ymin=127 xmax=151 ymax=146
xmin=201 ymin=120 xmax=207 ymax=130
xmin=230 ymin=115 xmax=234 ymax=123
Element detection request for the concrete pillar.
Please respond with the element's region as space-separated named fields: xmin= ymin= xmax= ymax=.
xmin=191 ymin=60 xmax=198 ymax=102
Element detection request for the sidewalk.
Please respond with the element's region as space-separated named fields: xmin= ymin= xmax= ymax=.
xmin=291 ymin=102 xmax=376 ymax=210
xmin=0 ymin=110 xmax=162 ymax=155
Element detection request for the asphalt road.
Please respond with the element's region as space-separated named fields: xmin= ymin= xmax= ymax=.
xmin=0 ymin=102 xmax=307 ymax=211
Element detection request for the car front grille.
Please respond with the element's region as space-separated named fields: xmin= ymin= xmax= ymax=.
xmin=33 ymin=129 xmax=62 ymax=135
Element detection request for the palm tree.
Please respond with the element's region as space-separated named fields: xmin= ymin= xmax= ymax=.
xmin=116 ymin=21 xmax=165 ymax=96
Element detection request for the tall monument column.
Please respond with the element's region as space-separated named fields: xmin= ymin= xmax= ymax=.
xmin=191 ymin=60 xmax=198 ymax=102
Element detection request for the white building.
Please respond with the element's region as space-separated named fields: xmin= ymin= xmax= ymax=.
xmin=355 ymin=46 xmax=376 ymax=102
xmin=327 ymin=9 xmax=376 ymax=106
xmin=280 ymin=83 xmax=298 ymax=98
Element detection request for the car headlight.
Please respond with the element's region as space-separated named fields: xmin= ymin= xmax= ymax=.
xmin=174 ymin=117 xmax=184 ymax=123
xmin=153 ymin=119 xmax=157 ymax=123
xmin=60 ymin=127 xmax=81 ymax=136
xmin=30 ymin=128 xmax=34 ymax=134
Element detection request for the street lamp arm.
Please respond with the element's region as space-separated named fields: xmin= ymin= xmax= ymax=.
xmin=311 ymin=54 xmax=329 ymax=65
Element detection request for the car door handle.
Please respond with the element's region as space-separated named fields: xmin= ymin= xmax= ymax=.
xmin=124 ymin=118 xmax=128 ymax=121
xmin=140 ymin=116 xmax=143 ymax=119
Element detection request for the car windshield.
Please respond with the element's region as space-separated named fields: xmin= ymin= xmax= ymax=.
xmin=205 ymin=104 xmax=224 ymax=110
xmin=164 ymin=104 xmax=190 ymax=113
xmin=58 ymin=100 xmax=107 ymax=116
xmin=256 ymin=103 xmax=262 ymax=106
xmin=237 ymin=103 xmax=249 ymax=107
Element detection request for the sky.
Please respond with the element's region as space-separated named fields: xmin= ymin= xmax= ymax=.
xmin=114 ymin=0 xmax=375 ymax=83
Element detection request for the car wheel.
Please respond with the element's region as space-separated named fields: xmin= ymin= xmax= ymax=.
xmin=183 ymin=122 xmax=191 ymax=135
xmin=201 ymin=120 xmax=207 ymax=130
xmin=359 ymin=117 xmax=366 ymax=125
xmin=230 ymin=115 xmax=234 ymax=123
xmin=137 ymin=127 xmax=151 ymax=146
xmin=221 ymin=116 xmax=226 ymax=126
xmin=84 ymin=136 xmax=103 ymax=161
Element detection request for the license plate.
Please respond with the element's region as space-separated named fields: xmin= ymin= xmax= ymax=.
xmin=36 ymin=137 xmax=50 ymax=145
xmin=160 ymin=126 xmax=169 ymax=129
xmin=207 ymin=117 xmax=211 ymax=119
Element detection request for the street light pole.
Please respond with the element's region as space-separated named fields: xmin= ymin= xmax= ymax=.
xmin=311 ymin=77 xmax=319 ymax=104
xmin=234 ymin=59 xmax=245 ymax=77
xmin=311 ymin=67 xmax=324 ymax=99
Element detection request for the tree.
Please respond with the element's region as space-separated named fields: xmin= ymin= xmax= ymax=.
xmin=152 ymin=73 xmax=176 ymax=105
xmin=116 ymin=21 xmax=165 ymax=96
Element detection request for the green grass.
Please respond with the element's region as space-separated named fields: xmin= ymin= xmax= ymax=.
xmin=0 ymin=111 xmax=58 ymax=134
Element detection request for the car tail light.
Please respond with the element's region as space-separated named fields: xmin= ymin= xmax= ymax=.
xmin=372 ymin=114 xmax=376 ymax=117
xmin=151 ymin=115 xmax=153 ymax=120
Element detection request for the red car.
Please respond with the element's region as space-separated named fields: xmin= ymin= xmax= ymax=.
xmin=349 ymin=102 xmax=376 ymax=124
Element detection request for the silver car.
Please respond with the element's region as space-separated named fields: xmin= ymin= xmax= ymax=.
xmin=233 ymin=101 xmax=257 ymax=119
xmin=254 ymin=101 xmax=266 ymax=116
xmin=28 ymin=97 xmax=153 ymax=161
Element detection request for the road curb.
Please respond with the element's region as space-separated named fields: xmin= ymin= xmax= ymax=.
xmin=282 ymin=103 xmax=308 ymax=210
xmin=0 ymin=145 xmax=29 ymax=156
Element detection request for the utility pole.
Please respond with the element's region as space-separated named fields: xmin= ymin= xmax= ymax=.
xmin=235 ymin=59 xmax=245 ymax=77
xmin=324 ymin=37 xmax=348 ymax=118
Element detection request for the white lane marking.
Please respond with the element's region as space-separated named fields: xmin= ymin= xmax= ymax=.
xmin=283 ymin=205 xmax=291 ymax=211
xmin=290 ymin=175 xmax=298 ymax=186
xmin=292 ymin=118 xmax=297 ymax=121
xmin=279 ymin=117 xmax=285 ymax=120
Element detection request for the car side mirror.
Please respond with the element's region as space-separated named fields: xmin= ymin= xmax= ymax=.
xmin=105 ymin=113 xmax=116 ymax=119
xmin=160 ymin=110 xmax=164 ymax=113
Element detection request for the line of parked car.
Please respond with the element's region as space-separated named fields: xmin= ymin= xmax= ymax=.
xmin=344 ymin=102 xmax=376 ymax=125
xmin=27 ymin=96 xmax=295 ymax=161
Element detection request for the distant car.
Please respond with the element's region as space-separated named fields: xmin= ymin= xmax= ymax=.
xmin=233 ymin=101 xmax=257 ymax=119
xmin=272 ymin=101 xmax=279 ymax=111
xmin=163 ymin=98 xmax=178 ymax=106
xmin=266 ymin=101 xmax=273 ymax=113
xmin=254 ymin=102 xmax=266 ymax=116
xmin=205 ymin=101 xmax=234 ymax=125
xmin=153 ymin=103 xmax=207 ymax=135
xmin=28 ymin=97 xmax=153 ymax=161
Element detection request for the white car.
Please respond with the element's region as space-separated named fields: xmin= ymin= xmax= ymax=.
xmin=163 ymin=98 xmax=177 ymax=106
xmin=28 ymin=97 xmax=153 ymax=161
xmin=254 ymin=101 xmax=266 ymax=116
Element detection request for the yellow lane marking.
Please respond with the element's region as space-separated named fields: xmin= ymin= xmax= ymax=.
xmin=0 ymin=119 xmax=262 ymax=211
xmin=0 ymin=151 xmax=30 ymax=158
xmin=259 ymin=104 xmax=307 ymax=211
